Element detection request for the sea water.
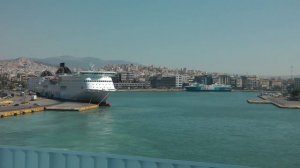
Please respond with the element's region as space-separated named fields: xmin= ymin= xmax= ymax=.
xmin=0 ymin=92 xmax=300 ymax=168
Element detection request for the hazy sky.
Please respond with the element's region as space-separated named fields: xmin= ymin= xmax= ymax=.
xmin=0 ymin=0 xmax=299 ymax=75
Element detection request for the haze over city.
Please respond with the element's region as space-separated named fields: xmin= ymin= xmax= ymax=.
xmin=1 ymin=0 xmax=299 ymax=76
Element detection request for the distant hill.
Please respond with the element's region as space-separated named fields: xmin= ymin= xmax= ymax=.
xmin=0 ymin=57 xmax=57 ymax=75
xmin=32 ymin=55 xmax=134 ymax=69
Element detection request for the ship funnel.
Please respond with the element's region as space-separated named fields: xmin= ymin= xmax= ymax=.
xmin=56 ymin=62 xmax=72 ymax=74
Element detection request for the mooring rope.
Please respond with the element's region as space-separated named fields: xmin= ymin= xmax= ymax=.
xmin=97 ymin=92 xmax=110 ymax=105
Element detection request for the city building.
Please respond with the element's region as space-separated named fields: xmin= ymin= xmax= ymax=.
xmin=294 ymin=78 xmax=300 ymax=90
xmin=270 ymin=80 xmax=283 ymax=90
xmin=236 ymin=77 xmax=243 ymax=89
xmin=114 ymin=82 xmax=150 ymax=89
xmin=175 ymin=75 xmax=189 ymax=88
xmin=239 ymin=76 xmax=258 ymax=90
xmin=217 ymin=75 xmax=231 ymax=85
xmin=246 ymin=76 xmax=258 ymax=90
xmin=149 ymin=75 xmax=187 ymax=88
xmin=150 ymin=76 xmax=176 ymax=88
xmin=230 ymin=76 xmax=238 ymax=88
xmin=194 ymin=75 xmax=213 ymax=85
xmin=259 ymin=79 xmax=270 ymax=90
xmin=240 ymin=76 xmax=248 ymax=89
xmin=112 ymin=72 xmax=136 ymax=83
xmin=120 ymin=72 xmax=135 ymax=82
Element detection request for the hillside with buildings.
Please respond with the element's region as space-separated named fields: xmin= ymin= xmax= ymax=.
xmin=101 ymin=64 xmax=297 ymax=92
xmin=0 ymin=57 xmax=299 ymax=92
xmin=0 ymin=57 xmax=57 ymax=76
xmin=0 ymin=57 xmax=57 ymax=90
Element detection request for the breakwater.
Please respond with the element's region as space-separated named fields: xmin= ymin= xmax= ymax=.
xmin=247 ymin=95 xmax=300 ymax=109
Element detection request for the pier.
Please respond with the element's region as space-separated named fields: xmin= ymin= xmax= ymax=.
xmin=45 ymin=102 xmax=99 ymax=111
xmin=0 ymin=97 xmax=100 ymax=118
xmin=0 ymin=106 xmax=44 ymax=118
xmin=247 ymin=99 xmax=271 ymax=104
xmin=247 ymin=96 xmax=300 ymax=109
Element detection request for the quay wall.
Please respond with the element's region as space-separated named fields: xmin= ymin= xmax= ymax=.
xmin=0 ymin=107 xmax=44 ymax=118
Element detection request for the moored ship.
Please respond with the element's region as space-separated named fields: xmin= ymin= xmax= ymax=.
xmin=185 ymin=83 xmax=232 ymax=92
xmin=28 ymin=63 xmax=116 ymax=104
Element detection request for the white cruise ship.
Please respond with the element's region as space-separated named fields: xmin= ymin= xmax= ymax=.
xmin=28 ymin=63 xmax=116 ymax=104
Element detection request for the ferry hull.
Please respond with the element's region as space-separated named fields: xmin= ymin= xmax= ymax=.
xmin=38 ymin=90 xmax=112 ymax=104
xmin=185 ymin=88 xmax=232 ymax=92
xmin=28 ymin=70 xmax=116 ymax=104
xmin=185 ymin=83 xmax=232 ymax=92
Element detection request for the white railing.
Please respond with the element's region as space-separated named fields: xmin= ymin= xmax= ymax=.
xmin=0 ymin=146 xmax=248 ymax=168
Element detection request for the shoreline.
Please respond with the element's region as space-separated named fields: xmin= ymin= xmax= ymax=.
xmin=247 ymin=95 xmax=300 ymax=109
xmin=115 ymin=89 xmax=260 ymax=92
xmin=116 ymin=89 xmax=183 ymax=92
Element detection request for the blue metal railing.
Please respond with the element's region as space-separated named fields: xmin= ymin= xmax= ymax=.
xmin=0 ymin=146 xmax=249 ymax=168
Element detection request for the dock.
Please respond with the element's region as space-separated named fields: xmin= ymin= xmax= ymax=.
xmin=45 ymin=102 xmax=99 ymax=111
xmin=0 ymin=97 xmax=100 ymax=118
xmin=0 ymin=106 xmax=44 ymax=118
xmin=247 ymin=99 xmax=271 ymax=104
xmin=247 ymin=96 xmax=300 ymax=109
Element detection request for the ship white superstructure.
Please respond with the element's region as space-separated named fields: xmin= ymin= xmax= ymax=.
xmin=28 ymin=63 xmax=116 ymax=104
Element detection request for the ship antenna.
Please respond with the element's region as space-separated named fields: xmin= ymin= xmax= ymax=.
xmin=89 ymin=64 xmax=95 ymax=71
xmin=290 ymin=65 xmax=294 ymax=81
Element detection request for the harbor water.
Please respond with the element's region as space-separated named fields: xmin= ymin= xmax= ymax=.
xmin=0 ymin=92 xmax=300 ymax=168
